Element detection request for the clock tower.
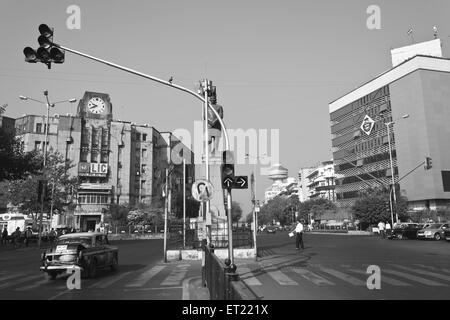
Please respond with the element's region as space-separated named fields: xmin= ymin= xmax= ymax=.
xmin=77 ymin=91 xmax=113 ymax=120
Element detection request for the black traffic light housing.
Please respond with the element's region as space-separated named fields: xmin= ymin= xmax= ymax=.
xmin=23 ymin=24 xmax=65 ymax=69
xmin=37 ymin=179 xmax=48 ymax=202
xmin=425 ymin=157 xmax=432 ymax=170
xmin=221 ymin=151 xmax=235 ymax=189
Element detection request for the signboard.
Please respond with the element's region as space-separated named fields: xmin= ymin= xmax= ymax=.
xmin=191 ymin=180 xmax=214 ymax=202
xmin=222 ymin=177 xmax=234 ymax=189
xmin=234 ymin=176 xmax=248 ymax=189
xmin=360 ymin=115 xmax=375 ymax=136
xmin=78 ymin=163 xmax=108 ymax=177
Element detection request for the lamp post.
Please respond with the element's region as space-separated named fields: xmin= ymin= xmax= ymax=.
xmin=19 ymin=92 xmax=76 ymax=247
xmin=245 ymin=153 xmax=266 ymax=261
xmin=384 ymin=114 xmax=409 ymax=225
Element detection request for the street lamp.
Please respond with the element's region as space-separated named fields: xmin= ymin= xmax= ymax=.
xmin=384 ymin=114 xmax=409 ymax=225
xmin=19 ymin=91 xmax=77 ymax=246
xmin=245 ymin=153 xmax=266 ymax=261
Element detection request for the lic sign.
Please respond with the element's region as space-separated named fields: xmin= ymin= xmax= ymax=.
xmin=78 ymin=162 xmax=108 ymax=177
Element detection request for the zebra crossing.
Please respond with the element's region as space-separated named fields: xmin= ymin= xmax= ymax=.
xmin=0 ymin=261 xmax=201 ymax=295
xmin=237 ymin=262 xmax=450 ymax=289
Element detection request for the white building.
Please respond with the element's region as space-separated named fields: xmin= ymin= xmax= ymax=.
xmin=305 ymin=160 xmax=336 ymax=201
xmin=264 ymin=164 xmax=299 ymax=203
xmin=298 ymin=167 xmax=315 ymax=202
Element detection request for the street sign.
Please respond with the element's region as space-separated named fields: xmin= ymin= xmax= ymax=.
xmin=222 ymin=177 xmax=234 ymax=189
xmin=360 ymin=115 xmax=375 ymax=135
xmin=191 ymin=180 xmax=214 ymax=202
xmin=234 ymin=176 xmax=248 ymax=189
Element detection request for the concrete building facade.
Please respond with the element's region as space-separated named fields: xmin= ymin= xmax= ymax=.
xmin=329 ymin=52 xmax=450 ymax=212
xmin=13 ymin=91 xmax=194 ymax=231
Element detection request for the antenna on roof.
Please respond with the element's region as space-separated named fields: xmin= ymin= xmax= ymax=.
xmin=0 ymin=103 xmax=7 ymax=115
xmin=407 ymin=27 xmax=415 ymax=44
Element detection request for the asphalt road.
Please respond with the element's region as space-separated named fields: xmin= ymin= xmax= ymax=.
xmin=1 ymin=233 xmax=450 ymax=300
xmin=0 ymin=239 xmax=202 ymax=300
xmin=236 ymin=231 xmax=450 ymax=300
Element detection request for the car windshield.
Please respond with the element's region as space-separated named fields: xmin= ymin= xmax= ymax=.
xmin=426 ymin=224 xmax=442 ymax=229
xmin=57 ymin=237 xmax=92 ymax=247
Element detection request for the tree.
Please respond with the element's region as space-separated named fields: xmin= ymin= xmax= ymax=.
xmin=258 ymin=196 xmax=292 ymax=226
xmin=298 ymin=198 xmax=337 ymax=222
xmin=352 ymin=188 xmax=408 ymax=230
xmin=231 ymin=201 xmax=243 ymax=223
xmin=104 ymin=203 xmax=130 ymax=227
xmin=0 ymin=127 xmax=42 ymax=181
xmin=0 ymin=151 xmax=78 ymax=225
xmin=173 ymin=193 xmax=200 ymax=219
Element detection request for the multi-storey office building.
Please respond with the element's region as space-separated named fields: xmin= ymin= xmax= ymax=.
xmin=305 ymin=160 xmax=336 ymax=201
xmin=14 ymin=91 xmax=194 ymax=231
xmin=329 ymin=54 xmax=450 ymax=211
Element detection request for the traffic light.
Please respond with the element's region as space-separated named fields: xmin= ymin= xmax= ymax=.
xmin=425 ymin=157 xmax=432 ymax=170
xmin=385 ymin=201 xmax=390 ymax=213
xmin=23 ymin=24 xmax=65 ymax=69
xmin=221 ymin=151 xmax=235 ymax=189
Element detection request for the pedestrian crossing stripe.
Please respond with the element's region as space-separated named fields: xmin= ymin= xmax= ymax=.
xmin=346 ymin=268 xmax=410 ymax=287
xmin=160 ymin=265 xmax=189 ymax=286
xmin=382 ymin=269 xmax=445 ymax=286
xmin=89 ymin=271 xmax=133 ymax=289
xmin=289 ymin=267 xmax=335 ymax=286
xmin=414 ymin=264 xmax=450 ymax=274
xmin=125 ymin=265 xmax=165 ymax=288
xmin=317 ymin=267 xmax=366 ymax=286
xmin=391 ymin=264 xmax=450 ymax=282
xmin=0 ymin=274 xmax=42 ymax=290
xmin=266 ymin=269 xmax=298 ymax=285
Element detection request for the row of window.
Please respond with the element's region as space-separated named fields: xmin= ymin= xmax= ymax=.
xmin=78 ymin=195 xmax=109 ymax=204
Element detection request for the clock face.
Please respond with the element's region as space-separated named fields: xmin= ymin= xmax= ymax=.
xmin=87 ymin=97 xmax=106 ymax=114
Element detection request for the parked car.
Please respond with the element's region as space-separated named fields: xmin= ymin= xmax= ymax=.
xmin=388 ymin=223 xmax=422 ymax=240
xmin=444 ymin=227 xmax=450 ymax=241
xmin=40 ymin=232 xmax=118 ymax=279
xmin=265 ymin=226 xmax=277 ymax=234
xmin=417 ymin=223 xmax=449 ymax=241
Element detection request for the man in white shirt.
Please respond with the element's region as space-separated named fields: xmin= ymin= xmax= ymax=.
xmin=385 ymin=221 xmax=392 ymax=238
xmin=293 ymin=220 xmax=304 ymax=250
xmin=378 ymin=221 xmax=386 ymax=239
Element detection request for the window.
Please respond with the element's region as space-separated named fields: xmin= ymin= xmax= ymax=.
xmin=36 ymin=123 xmax=42 ymax=133
xmin=81 ymin=151 xmax=88 ymax=162
xmin=34 ymin=141 xmax=41 ymax=151
xmin=136 ymin=133 xmax=141 ymax=141
xmin=142 ymin=134 xmax=147 ymax=141
xmin=142 ymin=148 xmax=147 ymax=158
xmin=141 ymin=164 xmax=147 ymax=174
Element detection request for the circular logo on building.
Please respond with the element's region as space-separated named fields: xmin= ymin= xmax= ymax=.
xmin=360 ymin=115 xmax=375 ymax=135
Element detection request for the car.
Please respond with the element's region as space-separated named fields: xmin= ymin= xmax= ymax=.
xmin=265 ymin=226 xmax=277 ymax=234
xmin=388 ymin=223 xmax=422 ymax=240
xmin=417 ymin=223 xmax=449 ymax=241
xmin=444 ymin=227 xmax=450 ymax=241
xmin=40 ymin=232 xmax=118 ymax=280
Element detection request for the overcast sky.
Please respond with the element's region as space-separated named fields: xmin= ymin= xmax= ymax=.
xmin=1 ymin=0 xmax=450 ymax=216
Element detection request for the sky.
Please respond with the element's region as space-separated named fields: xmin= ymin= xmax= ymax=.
xmin=1 ymin=0 xmax=450 ymax=216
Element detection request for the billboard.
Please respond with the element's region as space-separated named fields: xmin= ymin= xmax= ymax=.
xmin=78 ymin=162 xmax=108 ymax=177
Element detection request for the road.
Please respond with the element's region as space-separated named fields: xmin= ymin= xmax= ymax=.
xmin=0 ymin=239 xmax=202 ymax=300
xmin=236 ymin=232 xmax=450 ymax=300
xmin=1 ymin=233 xmax=450 ymax=300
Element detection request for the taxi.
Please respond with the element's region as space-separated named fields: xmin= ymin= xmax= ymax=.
xmin=40 ymin=232 xmax=118 ymax=279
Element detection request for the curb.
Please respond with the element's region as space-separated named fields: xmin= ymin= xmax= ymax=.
xmin=182 ymin=276 xmax=210 ymax=300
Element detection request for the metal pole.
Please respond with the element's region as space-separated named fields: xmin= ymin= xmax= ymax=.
xmin=386 ymin=123 xmax=398 ymax=223
xmin=226 ymin=189 xmax=234 ymax=265
xmin=57 ymin=44 xmax=230 ymax=150
xmin=163 ymin=169 xmax=169 ymax=262
xmin=204 ymin=80 xmax=210 ymax=245
xmin=183 ymin=158 xmax=186 ymax=248
xmin=253 ymin=165 xmax=257 ymax=261
xmin=389 ymin=186 xmax=394 ymax=227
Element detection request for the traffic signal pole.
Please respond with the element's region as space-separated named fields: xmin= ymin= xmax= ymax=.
xmin=225 ymin=188 xmax=234 ymax=266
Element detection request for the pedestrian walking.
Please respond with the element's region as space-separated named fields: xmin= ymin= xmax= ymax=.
xmin=25 ymin=227 xmax=33 ymax=247
xmin=385 ymin=221 xmax=392 ymax=238
xmin=292 ymin=219 xmax=304 ymax=250
xmin=49 ymin=228 xmax=56 ymax=245
xmin=12 ymin=227 xmax=21 ymax=247
xmin=1 ymin=227 xmax=8 ymax=245
xmin=378 ymin=221 xmax=386 ymax=239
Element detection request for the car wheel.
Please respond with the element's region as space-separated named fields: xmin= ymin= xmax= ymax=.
xmin=434 ymin=233 xmax=441 ymax=241
xmin=88 ymin=259 xmax=97 ymax=278
xmin=110 ymin=254 xmax=118 ymax=272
